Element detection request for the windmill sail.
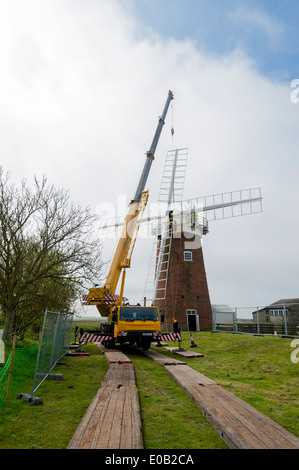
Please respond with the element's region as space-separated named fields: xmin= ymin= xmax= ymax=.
xmin=97 ymin=187 xmax=262 ymax=235
xmin=143 ymin=149 xmax=188 ymax=303
xmin=181 ymin=187 xmax=262 ymax=222
xmin=143 ymin=151 xmax=263 ymax=304
xmin=97 ymin=148 xmax=262 ymax=308
xmin=158 ymin=148 xmax=188 ymax=204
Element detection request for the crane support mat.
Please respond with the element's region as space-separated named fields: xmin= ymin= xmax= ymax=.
xmin=143 ymin=349 xmax=186 ymax=365
xmin=104 ymin=349 xmax=132 ymax=364
xmin=144 ymin=350 xmax=299 ymax=449
xmin=67 ymin=350 xmax=143 ymax=449
xmin=163 ymin=346 xmax=204 ymax=358
xmin=94 ymin=343 xmax=132 ymax=363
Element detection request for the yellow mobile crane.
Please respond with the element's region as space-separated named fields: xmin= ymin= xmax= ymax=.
xmin=86 ymin=91 xmax=174 ymax=349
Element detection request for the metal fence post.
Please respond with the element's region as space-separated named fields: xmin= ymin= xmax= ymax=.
xmin=283 ymin=304 xmax=288 ymax=335
xmin=234 ymin=308 xmax=238 ymax=332
xmin=32 ymin=310 xmax=48 ymax=396
xmin=50 ymin=313 xmax=60 ymax=366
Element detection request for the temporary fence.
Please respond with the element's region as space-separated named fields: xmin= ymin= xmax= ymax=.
xmin=212 ymin=303 xmax=299 ymax=336
xmin=32 ymin=310 xmax=73 ymax=396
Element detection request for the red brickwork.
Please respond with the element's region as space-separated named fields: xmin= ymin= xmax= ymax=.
xmin=155 ymin=232 xmax=212 ymax=331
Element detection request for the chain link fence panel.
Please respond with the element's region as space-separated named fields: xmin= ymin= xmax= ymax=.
xmin=32 ymin=310 xmax=73 ymax=396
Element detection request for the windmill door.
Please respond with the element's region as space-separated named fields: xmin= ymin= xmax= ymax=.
xmin=186 ymin=309 xmax=200 ymax=331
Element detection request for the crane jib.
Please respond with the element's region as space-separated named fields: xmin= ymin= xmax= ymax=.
xmin=133 ymin=90 xmax=174 ymax=203
xmin=88 ymin=91 xmax=174 ymax=316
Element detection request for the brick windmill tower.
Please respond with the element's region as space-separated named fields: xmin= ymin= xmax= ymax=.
xmin=143 ymin=148 xmax=262 ymax=332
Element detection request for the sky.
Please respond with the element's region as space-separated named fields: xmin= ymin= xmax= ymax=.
xmin=0 ymin=0 xmax=298 ymax=319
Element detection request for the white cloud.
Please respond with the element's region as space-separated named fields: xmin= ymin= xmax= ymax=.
xmin=0 ymin=0 xmax=298 ymax=318
xmin=229 ymin=6 xmax=284 ymax=45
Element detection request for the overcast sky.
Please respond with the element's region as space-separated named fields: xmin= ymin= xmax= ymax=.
xmin=1 ymin=0 xmax=298 ymax=319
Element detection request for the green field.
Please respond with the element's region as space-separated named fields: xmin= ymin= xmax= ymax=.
xmin=0 ymin=324 xmax=298 ymax=449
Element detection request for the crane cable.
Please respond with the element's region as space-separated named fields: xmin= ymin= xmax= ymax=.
xmin=170 ymin=99 xmax=174 ymax=148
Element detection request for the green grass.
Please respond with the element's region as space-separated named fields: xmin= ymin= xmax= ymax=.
xmin=160 ymin=331 xmax=299 ymax=438
xmin=0 ymin=325 xmax=298 ymax=449
xmin=126 ymin=350 xmax=227 ymax=449
xmin=0 ymin=342 xmax=109 ymax=449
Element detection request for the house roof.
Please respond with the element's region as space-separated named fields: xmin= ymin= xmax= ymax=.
xmin=212 ymin=304 xmax=234 ymax=314
xmin=269 ymin=298 xmax=299 ymax=307
xmin=252 ymin=298 xmax=299 ymax=315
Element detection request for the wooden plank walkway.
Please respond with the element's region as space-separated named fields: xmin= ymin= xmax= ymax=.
xmin=143 ymin=350 xmax=299 ymax=449
xmin=143 ymin=348 xmax=186 ymax=365
xmin=67 ymin=346 xmax=143 ymax=449
xmin=163 ymin=346 xmax=204 ymax=358
xmin=104 ymin=350 xmax=133 ymax=364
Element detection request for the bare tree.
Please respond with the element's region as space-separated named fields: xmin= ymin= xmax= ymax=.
xmin=0 ymin=168 xmax=103 ymax=341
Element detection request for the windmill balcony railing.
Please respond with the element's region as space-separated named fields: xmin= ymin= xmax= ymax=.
xmin=180 ymin=214 xmax=209 ymax=236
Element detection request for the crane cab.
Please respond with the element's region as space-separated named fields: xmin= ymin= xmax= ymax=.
xmin=104 ymin=305 xmax=161 ymax=350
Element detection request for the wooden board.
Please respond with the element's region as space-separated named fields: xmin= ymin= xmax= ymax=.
xmin=104 ymin=350 xmax=132 ymax=364
xmin=142 ymin=348 xmax=299 ymax=449
xmin=162 ymin=363 xmax=299 ymax=449
xmin=69 ymin=343 xmax=299 ymax=450
xmin=94 ymin=344 xmax=132 ymax=363
xmin=67 ymin=357 xmax=142 ymax=449
xmin=142 ymin=349 xmax=186 ymax=365
xmin=94 ymin=343 xmax=106 ymax=354
xmin=163 ymin=346 xmax=204 ymax=358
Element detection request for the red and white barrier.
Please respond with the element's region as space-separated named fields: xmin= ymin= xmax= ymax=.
xmin=79 ymin=333 xmax=112 ymax=344
xmin=102 ymin=294 xmax=119 ymax=305
xmin=156 ymin=333 xmax=182 ymax=342
xmin=79 ymin=331 xmax=182 ymax=345
xmin=82 ymin=293 xmax=119 ymax=306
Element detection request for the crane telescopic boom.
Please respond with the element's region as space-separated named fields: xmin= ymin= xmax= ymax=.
xmin=134 ymin=90 xmax=174 ymax=203
xmin=88 ymin=91 xmax=174 ymax=325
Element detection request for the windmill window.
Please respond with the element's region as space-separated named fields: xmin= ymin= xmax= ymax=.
xmin=184 ymin=251 xmax=192 ymax=261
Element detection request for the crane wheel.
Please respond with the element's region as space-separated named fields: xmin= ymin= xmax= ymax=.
xmin=104 ymin=339 xmax=115 ymax=349
xmin=137 ymin=338 xmax=151 ymax=350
